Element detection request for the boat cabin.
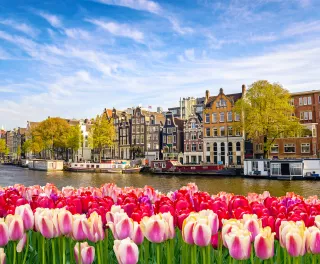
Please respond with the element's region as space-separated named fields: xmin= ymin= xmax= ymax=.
xmin=269 ymin=160 xmax=303 ymax=178
xmin=244 ymin=159 xmax=270 ymax=177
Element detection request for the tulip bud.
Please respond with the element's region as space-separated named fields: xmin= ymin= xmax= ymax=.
xmin=131 ymin=222 xmax=144 ymax=245
xmin=225 ymin=227 xmax=251 ymax=260
xmin=58 ymin=209 xmax=73 ymax=236
xmin=6 ymin=215 xmax=24 ymax=241
xmin=307 ymin=226 xmax=320 ymax=254
xmin=72 ymin=215 xmax=89 ymax=241
xmin=87 ymin=212 xmax=104 ymax=243
xmin=199 ymin=210 xmax=219 ymax=235
xmin=192 ymin=222 xmax=212 ymax=247
xmin=0 ymin=248 xmax=6 ymax=264
xmin=254 ymin=227 xmax=275 ymax=260
xmin=38 ymin=214 xmax=54 ymax=239
xmin=15 ymin=204 xmax=34 ymax=230
xmin=74 ymin=242 xmax=95 ymax=264
xmin=243 ymin=214 xmax=261 ymax=241
xmin=17 ymin=233 xmax=27 ymax=253
xmin=108 ymin=213 xmax=134 ymax=240
xmin=140 ymin=214 xmax=167 ymax=243
xmin=0 ymin=219 xmax=9 ymax=247
xmin=113 ymin=238 xmax=139 ymax=264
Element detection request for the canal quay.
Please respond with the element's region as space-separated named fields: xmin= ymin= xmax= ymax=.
xmin=1 ymin=164 xmax=319 ymax=197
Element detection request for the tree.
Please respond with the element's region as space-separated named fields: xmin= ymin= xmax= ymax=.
xmin=17 ymin=145 xmax=21 ymax=160
xmin=0 ymin=139 xmax=6 ymax=154
xmin=31 ymin=117 xmax=70 ymax=159
xmin=130 ymin=146 xmax=144 ymax=159
xmin=22 ymin=139 xmax=32 ymax=155
xmin=89 ymin=113 xmax=116 ymax=163
xmin=233 ymin=80 xmax=303 ymax=158
xmin=67 ymin=125 xmax=81 ymax=161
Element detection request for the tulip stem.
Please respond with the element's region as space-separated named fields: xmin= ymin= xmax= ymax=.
xmin=42 ymin=236 xmax=46 ymax=264
xmin=78 ymin=242 xmax=82 ymax=264
xmin=201 ymin=246 xmax=206 ymax=264
xmin=13 ymin=241 xmax=17 ymax=264
xmin=22 ymin=231 xmax=29 ymax=264
xmin=250 ymin=244 xmax=254 ymax=264
xmin=207 ymin=245 xmax=211 ymax=264
xmin=62 ymin=237 xmax=66 ymax=264
xmin=144 ymin=240 xmax=149 ymax=264
xmin=96 ymin=242 xmax=101 ymax=264
xmin=105 ymin=229 xmax=109 ymax=264
xmin=166 ymin=240 xmax=171 ymax=264
xmin=156 ymin=243 xmax=161 ymax=264
xmin=192 ymin=245 xmax=197 ymax=264
xmin=52 ymin=239 xmax=56 ymax=264
xmin=312 ymin=255 xmax=315 ymax=264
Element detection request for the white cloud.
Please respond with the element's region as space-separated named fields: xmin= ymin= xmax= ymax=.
xmin=284 ymin=20 xmax=320 ymax=36
xmin=167 ymin=17 xmax=193 ymax=35
xmin=0 ymin=19 xmax=39 ymax=38
xmin=94 ymin=0 xmax=161 ymax=14
xmin=249 ymin=34 xmax=277 ymax=42
xmin=64 ymin=28 xmax=91 ymax=40
xmin=86 ymin=19 xmax=144 ymax=42
xmin=35 ymin=11 xmax=63 ymax=28
xmin=184 ymin=49 xmax=195 ymax=61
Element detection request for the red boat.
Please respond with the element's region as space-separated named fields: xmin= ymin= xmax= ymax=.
xmin=151 ymin=160 xmax=237 ymax=176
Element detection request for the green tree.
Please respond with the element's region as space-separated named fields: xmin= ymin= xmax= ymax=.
xmin=67 ymin=125 xmax=81 ymax=161
xmin=0 ymin=139 xmax=6 ymax=154
xmin=234 ymin=80 xmax=303 ymax=158
xmin=22 ymin=139 xmax=32 ymax=154
xmin=89 ymin=113 xmax=116 ymax=163
xmin=17 ymin=145 xmax=21 ymax=160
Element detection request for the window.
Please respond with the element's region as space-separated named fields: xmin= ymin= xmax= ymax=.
xmin=206 ymin=128 xmax=210 ymax=137
xmin=167 ymin=128 xmax=172 ymax=134
xmin=186 ymin=144 xmax=189 ymax=151
xmin=192 ymin=144 xmax=197 ymax=152
xmin=191 ymin=133 xmax=196 ymax=140
xmin=304 ymin=97 xmax=307 ymax=105
xmin=167 ymin=119 xmax=171 ymax=125
xmin=301 ymin=143 xmax=310 ymax=153
xmin=228 ymin=127 xmax=233 ymax=136
xmin=228 ymin=142 xmax=233 ymax=152
xmin=154 ymin=143 xmax=158 ymax=149
xmin=256 ymin=144 xmax=263 ymax=152
xmin=173 ymin=127 xmax=176 ymax=132
xmin=253 ymin=161 xmax=258 ymax=171
xmin=173 ymin=135 xmax=176 ymax=143
xmin=207 ymin=145 xmax=210 ymax=151
xmin=212 ymin=113 xmax=217 ymax=123
xmin=205 ymin=114 xmax=210 ymax=123
xmin=163 ymin=136 xmax=166 ymax=143
xmin=308 ymin=96 xmax=312 ymax=105
xmin=136 ymin=126 xmax=140 ymax=133
xmin=220 ymin=127 xmax=225 ymax=136
xmin=136 ymin=135 xmax=140 ymax=144
xmin=141 ymin=126 xmax=144 ymax=133
xmin=191 ymin=122 xmax=196 ymax=129
xmin=309 ymin=111 xmax=313 ymax=120
xmin=284 ymin=143 xmax=295 ymax=153
xmin=198 ymin=133 xmax=202 ymax=139
xmin=299 ymin=97 xmax=303 ymax=105
xmin=300 ymin=112 xmax=304 ymax=120
xmin=141 ymin=136 xmax=144 ymax=144
xmin=141 ymin=117 xmax=144 ymax=123
xmin=186 ymin=133 xmax=189 ymax=140
xmin=213 ymin=128 xmax=218 ymax=137
xmin=199 ymin=144 xmax=202 ymax=151
xmin=163 ymin=128 xmax=166 ymax=133
xmin=227 ymin=112 xmax=232 ymax=122
xmin=235 ymin=129 xmax=241 ymax=136
xmin=167 ymin=135 xmax=173 ymax=144
xmin=270 ymin=144 xmax=279 ymax=153
xmin=235 ymin=113 xmax=240 ymax=121
xmin=236 ymin=142 xmax=241 ymax=151
xmin=220 ymin=112 xmax=225 ymax=122
xmin=289 ymin=98 xmax=294 ymax=106
xmin=132 ymin=118 xmax=136 ymax=124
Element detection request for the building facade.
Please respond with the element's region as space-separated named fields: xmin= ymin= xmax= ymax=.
xmin=254 ymin=90 xmax=320 ymax=159
xmin=203 ymin=87 xmax=245 ymax=166
xmin=119 ymin=112 xmax=131 ymax=159
xmin=162 ymin=112 xmax=184 ymax=162
xmin=131 ymin=107 xmax=146 ymax=159
xmin=145 ymin=113 xmax=164 ymax=161
xmin=168 ymin=97 xmax=197 ymax=119
xmin=183 ymin=114 xmax=203 ymax=164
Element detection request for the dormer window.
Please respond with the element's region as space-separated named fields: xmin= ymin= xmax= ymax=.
xmin=216 ymin=99 xmax=226 ymax=107
xmin=167 ymin=119 xmax=171 ymax=125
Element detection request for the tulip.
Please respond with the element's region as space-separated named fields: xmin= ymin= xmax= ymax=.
xmin=106 ymin=205 xmax=125 ymax=223
xmin=243 ymin=214 xmax=261 ymax=241
xmin=17 ymin=233 xmax=27 ymax=253
xmin=0 ymin=248 xmax=6 ymax=264
xmin=0 ymin=219 xmax=9 ymax=247
xmin=307 ymin=226 xmax=320 ymax=254
xmin=74 ymin=242 xmax=95 ymax=264
xmin=38 ymin=213 xmax=54 ymax=239
xmin=72 ymin=215 xmax=89 ymax=241
xmin=6 ymin=215 xmax=24 ymax=241
xmin=15 ymin=204 xmax=34 ymax=230
xmin=182 ymin=215 xmax=197 ymax=244
xmin=161 ymin=212 xmax=175 ymax=240
xmin=113 ymin=237 xmax=139 ymax=264
xmin=58 ymin=209 xmax=73 ymax=235
xmin=192 ymin=221 xmax=212 ymax=247
xmin=225 ymin=227 xmax=251 ymax=260
xmin=87 ymin=212 xmax=104 ymax=243
xmin=222 ymin=219 xmax=243 ymax=247
xmin=108 ymin=212 xmax=134 ymax=240
xmin=131 ymin=222 xmax=144 ymax=245
xmin=254 ymin=227 xmax=275 ymax=260
xmin=140 ymin=214 xmax=168 ymax=243
xmin=199 ymin=209 xmax=219 ymax=235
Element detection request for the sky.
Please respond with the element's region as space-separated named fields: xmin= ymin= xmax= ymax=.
xmin=0 ymin=0 xmax=320 ymax=129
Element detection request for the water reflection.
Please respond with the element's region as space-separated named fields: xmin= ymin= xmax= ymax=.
xmin=0 ymin=165 xmax=319 ymax=197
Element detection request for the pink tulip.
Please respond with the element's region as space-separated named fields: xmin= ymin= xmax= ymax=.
xmin=15 ymin=204 xmax=34 ymax=230
xmin=131 ymin=222 xmax=144 ymax=245
xmin=87 ymin=212 xmax=104 ymax=243
xmin=74 ymin=242 xmax=95 ymax=264
xmin=38 ymin=214 xmax=54 ymax=239
xmin=6 ymin=215 xmax=24 ymax=241
xmin=140 ymin=214 xmax=167 ymax=243
xmin=221 ymin=219 xmax=243 ymax=247
xmin=182 ymin=217 xmax=196 ymax=244
xmin=254 ymin=227 xmax=275 ymax=260
xmin=58 ymin=209 xmax=73 ymax=236
xmin=108 ymin=213 xmax=133 ymax=240
xmin=106 ymin=205 xmax=124 ymax=223
xmin=0 ymin=248 xmax=6 ymax=264
xmin=0 ymin=219 xmax=9 ymax=247
xmin=17 ymin=233 xmax=27 ymax=253
xmin=192 ymin=222 xmax=212 ymax=247
xmin=162 ymin=212 xmax=175 ymax=240
xmin=113 ymin=238 xmax=139 ymax=264
xmin=243 ymin=214 xmax=261 ymax=241
xmin=225 ymin=227 xmax=251 ymax=260
xmin=307 ymin=226 xmax=320 ymax=254
xmin=199 ymin=210 xmax=219 ymax=235
xmin=72 ymin=215 xmax=89 ymax=241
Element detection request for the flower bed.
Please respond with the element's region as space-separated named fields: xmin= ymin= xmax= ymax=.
xmin=0 ymin=183 xmax=320 ymax=263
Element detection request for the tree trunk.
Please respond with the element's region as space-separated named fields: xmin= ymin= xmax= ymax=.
xmin=99 ymin=148 xmax=102 ymax=163
xmin=263 ymin=135 xmax=268 ymax=159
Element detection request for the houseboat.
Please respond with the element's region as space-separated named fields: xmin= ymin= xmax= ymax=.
xmin=244 ymin=159 xmax=320 ymax=180
xmin=28 ymin=160 xmax=64 ymax=171
xmin=151 ymin=160 xmax=238 ymax=176
xmin=67 ymin=159 xmax=130 ymax=173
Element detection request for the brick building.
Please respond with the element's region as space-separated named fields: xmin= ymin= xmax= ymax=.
xmin=183 ymin=114 xmax=203 ymax=164
xmin=203 ymin=86 xmax=245 ymax=165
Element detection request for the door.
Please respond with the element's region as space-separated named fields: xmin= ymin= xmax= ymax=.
xmin=281 ymin=163 xmax=290 ymax=175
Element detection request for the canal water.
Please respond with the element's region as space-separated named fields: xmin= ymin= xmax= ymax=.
xmin=0 ymin=165 xmax=319 ymax=197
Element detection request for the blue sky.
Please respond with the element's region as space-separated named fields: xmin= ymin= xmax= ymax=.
xmin=1 ymin=0 xmax=320 ymax=129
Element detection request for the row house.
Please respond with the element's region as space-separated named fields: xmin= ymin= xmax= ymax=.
xmin=162 ymin=112 xmax=184 ymax=162
xmin=254 ymin=90 xmax=320 ymax=159
xmin=131 ymin=107 xmax=146 ymax=158
xmin=203 ymin=86 xmax=245 ymax=166
xmin=119 ymin=112 xmax=131 ymax=160
xmin=5 ymin=127 xmax=26 ymax=160
xmin=76 ymin=119 xmax=92 ymax=162
xmin=145 ymin=113 xmax=164 ymax=161
xmin=183 ymin=114 xmax=203 ymax=164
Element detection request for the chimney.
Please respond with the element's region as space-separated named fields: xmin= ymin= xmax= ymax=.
xmin=205 ymin=90 xmax=210 ymax=103
xmin=242 ymin=84 xmax=246 ymax=95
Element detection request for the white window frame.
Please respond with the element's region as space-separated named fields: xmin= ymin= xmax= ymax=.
xmin=220 ymin=126 xmax=225 ymax=137
xmin=191 ymin=144 xmax=197 ymax=152
xmin=212 ymin=113 xmax=217 ymax=123
xmin=205 ymin=114 xmax=210 ymax=123
xmin=235 ymin=113 xmax=240 ymax=121
xmin=220 ymin=112 xmax=225 ymax=122
xmin=309 ymin=111 xmax=313 ymax=120
xmin=206 ymin=128 xmax=210 ymax=137
xmin=227 ymin=112 xmax=232 ymax=122
xmin=304 ymin=97 xmax=307 ymax=105
xmin=213 ymin=128 xmax=218 ymax=137
xmin=270 ymin=144 xmax=279 ymax=153
xmin=284 ymin=143 xmax=295 ymax=153
xmin=304 ymin=112 xmax=309 ymax=120
xmin=308 ymin=96 xmax=312 ymax=105
xmin=300 ymin=112 xmax=304 ymax=120
xmin=228 ymin=126 xmax=233 ymax=136
xmin=299 ymin=97 xmax=303 ymax=105
xmin=301 ymin=143 xmax=310 ymax=153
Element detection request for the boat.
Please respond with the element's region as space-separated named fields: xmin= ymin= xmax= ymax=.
xmin=150 ymin=160 xmax=237 ymax=176
xmin=67 ymin=159 xmax=130 ymax=172
xmin=28 ymin=159 xmax=64 ymax=171
xmin=122 ymin=167 xmax=142 ymax=173
xmin=243 ymin=159 xmax=320 ymax=180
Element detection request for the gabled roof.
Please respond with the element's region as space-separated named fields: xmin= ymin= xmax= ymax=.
xmin=205 ymin=92 xmax=243 ymax=108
